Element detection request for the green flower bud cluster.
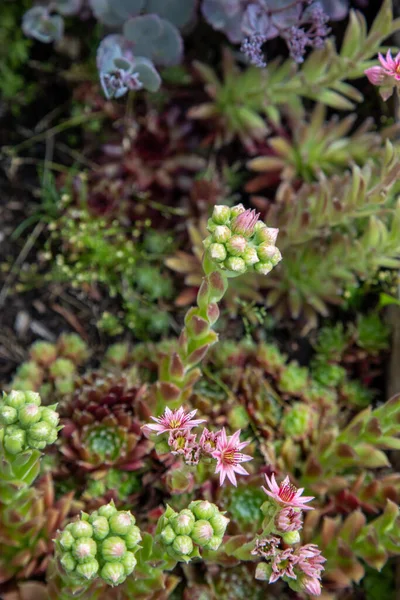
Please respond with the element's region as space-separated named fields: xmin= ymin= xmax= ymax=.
xmin=0 ymin=391 xmax=60 ymax=454
xmin=56 ymin=502 xmax=142 ymax=587
xmin=281 ymin=403 xmax=314 ymax=440
xmin=158 ymin=501 xmax=229 ymax=562
xmin=204 ymin=204 xmax=281 ymax=276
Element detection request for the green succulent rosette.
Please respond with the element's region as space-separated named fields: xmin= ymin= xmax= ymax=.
xmin=0 ymin=390 xmax=60 ymax=454
xmin=157 ymin=501 xmax=229 ymax=562
xmin=56 ymin=501 xmax=142 ymax=587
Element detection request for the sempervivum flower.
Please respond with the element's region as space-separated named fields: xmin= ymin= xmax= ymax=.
xmin=270 ymin=548 xmax=298 ymax=583
xmin=143 ymin=407 xmax=206 ymax=436
xmin=365 ymin=50 xmax=400 ymax=100
xmin=58 ymin=373 xmax=152 ymax=474
xmin=295 ymin=544 xmax=326 ymax=596
xmin=275 ymin=507 xmax=303 ymax=533
xmin=262 ymin=474 xmax=314 ymax=510
xmin=211 ymin=428 xmax=253 ymax=486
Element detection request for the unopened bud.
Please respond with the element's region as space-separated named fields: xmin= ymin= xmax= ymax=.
xmin=282 ymin=530 xmax=300 ymax=545
xmin=101 ymin=562 xmax=126 ymax=586
xmin=109 ymin=512 xmax=135 ymax=536
xmin=90 ymin=516 xmax=110 ymax=540
xmin=255 ymin=226 xmax=279 ymax=245
xmin=212 ymin=205 xmax=231 ymax=225
xmin=209 ymin=243 xmax=227 ymax=262
xmin=60 ymin=552 xmax=76 ymax=572
xmin=23 ymin=391 xmax=41 ymax=405
xmin=191 ymin=520 xmax=214 ymax=546
xmin=98 ymin=503 xmax=117 ymax=519
xmin=189 ymin=500 xmax=217 ymax=521
xmin=59 ymin=530 xmax=74 ymax=551
xmin=76 ymin=558 xmax=99 ymax=580
xmin=18 ymin=404 xmax=41 ymax=427
xmin=170 ymin=510 xmax=195 ymax=535
xmin=254 ymin=261 xmax=273 ymax=275
xmin=209 ymin=514 xmax=229 ymax=537
xmin=230 ymin=204 xmax=246 ymax=218
xmin=257 ymin=243 xmax=277 ymax=261
xmin=0 ymin=405 xmax=17 ymax=425
xmin=27 ymin=421 xmax=53 ymax=441
xmin=6 ymin=391 xmax=28 ymax=409
xmin=72 ymin=538 xmax=97 ymax=563
xmin=255 ymin=561 xmax=272 ymax=581
xmin=121 ymin=551 xmax=137 ymax=575
xmin=205 ymin=535 xmax=223 ymax=551
xmin=243 ymin=247 xmax=259 ymax=265
xmin=124 ymin=526 xmax=142 ymax=549
xmin=4 ymin=430 xmax=26 ymax=454
xmin=40 ymin=406 xmax=59 ymax=427
xmin=213 ymin=225 xmax=231 ymax=243
xmin=101 ymin=536 xmax=127 ymax=562
xmin=226 ymin=235 xmax=247 ymax=256
xmin=172 ymin=535 xmax=193 ymax=556
xmin=160 ymin=524 xmax=176 ymax=545
xmin=71 ymin=520 xmax=93 ymax=539
xmin=224 ymin=257 xmax=246 ymax=273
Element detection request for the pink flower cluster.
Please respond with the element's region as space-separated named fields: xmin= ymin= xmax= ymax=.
xmin=365 ymin=50 xmax=400 ymax=101
xmin=252 ymin=474 xmax=325 ymax=596
xmin=143 ymin=407 xmax=253 ymax=486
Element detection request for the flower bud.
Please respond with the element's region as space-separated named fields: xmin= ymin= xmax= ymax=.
xmin=160 ymin=524 xmax=176 ymax=545
xmin=27 ymin=438 xmax=47 ymax=451
xmin=172 ymin=535 xmax=193 ymax=556
xmin=18 ymin=404 xmax=41 ymax=427
xmin=191 ymin=520 xmax=214 ymax=546
xmin=4 ymin=430 xmax=26 ymax=454
xmin=30 ymin=341 xmax=57 ymax=366
xmin=71 ymin=520 xmax=93 ymax=539
xmin=60 ymin=552 xmax=76 ymax=572
xmin=213 ymin=225 xmax=231 ymax=243
xmin=255 ymin=226 xmax=279 ymax=245
xmin=98 ymin=503 xmax=117 ymax=519
xmin=0 ymin=405 xmax=17 ymax=425
xmin=59 ymin=530 xmax=74 ymax=551
xmin=282 ymin=530 xmax=301 ymax=545
xmin=40 ymin=406 xmax=60 ymax=427
xmin=257 ymin=243 xmax=277 ymax=262
xmin=76 ymin=558 xmax=99 ymax=580
xmin=121 ymin=551 xmax=137 ymax=575
xmin=209 ymin=243 xmax=227 ymax=262
xmin=101 ymin=536 xmax=127 ymax=562
xmin=205 ymin=535 xmax=223 ymax=551
xmin=226 ymin=235 xmax=247 ymax=256
xmin=254 ymin=261 xmax=273 ymax=275
xmin=231 ymin=208 xmax=259 ymax=237
xmin=255 ymin=561 xmax=272 ymax=581
xmin=124 ymin=525 xmax=142 ymax=549
xmin=24 ymin=391 xmax=42 ymax=405
xmin=6 ymin=391 xmax=28 ymax=409
xmin=72 ymin=538 xmax=97 ymax=563
xmin=224 ymin=257 xmax=246 ymax=273
xmin=101 ymin=562 xmax=126 ymax=586
xmin=49 ymin=358 xmax=75 ymax=379
xmin=90 ymin=516 xmax=110 ymax=540
xmin=189 ymin=500 xmax=217 ymax=521
xmin=243 ymin=247 xmax=259 ymax=266
xmin=209 ymin=514 xmax=229 ymax=537
xmin=170 ymin=510 xmax=195 ymax=535
xmin=212 ymin=205 xmax=231 ymax=225
xmin=109 ymin=512 xmax=135 ymax=536
xmin=27 ymin=421 xmax=53 ymax=441
xmin=230 ymin=204 xmax=246 ymax=218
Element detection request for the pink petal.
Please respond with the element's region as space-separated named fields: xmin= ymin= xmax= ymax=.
xmin=234 ymin=464 xmax=250 ymax=476
xmin=365 ymin=66 xmax=386 ymax=85
xmin=227 ymin=467 xmax=238 ymax=486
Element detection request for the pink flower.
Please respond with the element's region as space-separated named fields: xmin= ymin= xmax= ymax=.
xmin=295 ymin=544 xmax=326 ymax=596
xmin=168 ymin=429 xmax=197 ymax=454
xmin=143 ymin=407 xmax=206 ymax=436
xmin=231 ymin=208 xmax=260 ymax=237
xmin=275 ymin=507 xmax=303 ymax=532
xmin=299 ymin=575 xmax=322 ymax=596
xmin=378 ymin=50 xmax=400 ymax=80
xmin=211 ymin=428 xmax=253 ymax=486
xmin=199 ymin=427 xmax=222 ymax=454
xmin=262 ymin=474 xmax=314 ymax=511
xmin=270 ymin=548 xmax=298 ymax=583
xmin=365 ymin=51 xmax=400 ymax=100
xmin=251 ymin=535 xmax=281 ymax=559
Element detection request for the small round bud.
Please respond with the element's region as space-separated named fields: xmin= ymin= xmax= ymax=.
xmin=60 ymin=552 xmax=76 ymax=572
xmin=209 ymin=514 xmax=229 ymax=537
xmin=255 ymin=561 xmax=272 ymax=581
xmin=209 ymin=243 xmax=227 ymax=262
xmin=205 ymin=535 xmax=223 ymax=551
xmin=282 ymin=530 xmax=301 ymax=545
xmin=121 ymin=551 xmax=137 ymax=576
xmin=98 ymin=503 xmax=117 ymax=519
xmin=6 ymin=391 xmax=28 ymax=409
xmin=101 ymin=562 xmax=126 ymax=586
xmin=160 ymin=525 xmax=176 ymax=545
xmin=27 ymin=421 xmax=52 ymax=441
xmin=30 ymin=342 xmax=57 ymax=366
xmin=71 ymin=520 xmax=93 ymax=539
xmin=24 ymin=391 xmax=41 ymax=406
xmin=76 ymin=558 xmax=99 ymax=580
xmin=213 ymin=225 xmax=231 ymax=243
xmin=230 ymin=204 xmax=246 ymax=218
xmin=212 ymin=205 xmax=231 ymax=225
xmin=257 ymin=243 xmax=277 ymax=262
xmin=4 ymin=430 xmax=26 ymax=454
xmin=124 ymin=526 xmax=142 ymax=549
xmin=0 ymin=405 xmax=18 ymax=425
xmin=40 ymin=407 xmax=59 ymax=427
xmin=243 ymin=247 xmax=259 ymax=266
xmin=224 ymin=257 xmax=246 ymax=273
xmin=172 ymin=535 xmax=193 ymax=556
xmin=18 ymin=404 xmax=41 ymax=427
xmin=59 ymin=530 xmax=74 ymax=551
xmin=170 ymin=510 xmax=195 ymax=536
xmin=49 ymin=358 xmax=75 ymax=379
xmin=90 ymin=516 xmax=110 ymax=540
xmin=189 ymin=500 xmax=217 ymax=521
xmin=270 ymin=248 xmax=282 ymax=266
xmin=255 ymin=226 xmax=279 ymax=245
xmin=72 ymin=538 xmax=97 ymax=563
xmin=203 ymin=236 xmax=212 ymax=249
xmin=226 ymin=235 xmax=247 ymax=256
xmin=27 ymin=438 xmax=47 ymax=450
xmin=191 ymin=520 xmax=214 ymax=546
xmin=101 ymin=536 xmax=127 ymax=562
xmin=254 ymin=261 xmax=273 ymax=275
xmin=109 ymin=512 xmax=134 ymax=536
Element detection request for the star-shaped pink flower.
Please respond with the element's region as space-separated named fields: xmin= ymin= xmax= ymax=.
xmin=262 ymin=474 xmax=314 ymax=511
xmin=143 ymin=407 xmax=206 ymax=436
xmin=211 ymin=428 xmax=253 ymax=486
